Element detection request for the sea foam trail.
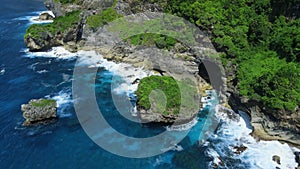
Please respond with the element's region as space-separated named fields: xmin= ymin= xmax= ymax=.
xmin=14 ymin=11 xmax=54 ymax=24
xmin=206 ymin=105 xmax=298 ymax=169
xmin=45 ymin=89 xmax=73 ymax=118
xmin=23 ymin=47 xmax=78 ymax=60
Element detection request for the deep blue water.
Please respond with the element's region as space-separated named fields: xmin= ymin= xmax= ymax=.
xmin=0 ymin=1 xmax=213 ymax=169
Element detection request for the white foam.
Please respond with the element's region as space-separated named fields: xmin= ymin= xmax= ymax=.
xmin=14 ymin=11 xmax=54 ymax=24
xmin=75 ymin=50 xmax=154 ymax=96
xmin=24 ymin=48 xmax=152 ymax=95
xmin=46 ymin=89 xmax=73 ymax=118
xmin=29 ymin=16 xmax=53 ymax=24
xmin=37 ymin=70 xmax=48 ymax=74
xmin=23 ymin=47 xmax=78 ymax=60
xmin=0 ymin=68 xmax=5 ymax=75
xmin=207 ymin=105 xmax=299 ymax=169
xmin=206 ymin=148 xmax=222 ymax=166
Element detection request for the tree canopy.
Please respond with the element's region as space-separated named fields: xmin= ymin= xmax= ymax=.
xmin=143 ymin=0 xmax=300 ymax=111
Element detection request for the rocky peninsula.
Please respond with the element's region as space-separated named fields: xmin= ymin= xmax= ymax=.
xmin=24 ymin=0 xmax=300 ymax=150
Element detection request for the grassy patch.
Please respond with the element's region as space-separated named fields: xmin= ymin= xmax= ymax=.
xmin=107 ymin=15 xmax=197 ymax=49
xmin=135 ymin=76 xmax=199 ymax=115
xmin=127 ymin=33 xmax=177 ymax=49
xmin=86 ymin=7 xmax=121 ymax=29
xmin=25 ymin=10 xmax=81 ymax=39
xmin=31 ymin=99 xmax=56 ymax=108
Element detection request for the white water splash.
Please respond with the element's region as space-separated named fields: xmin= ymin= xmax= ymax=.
xmin=45 ymin=89 xmax=73 ymax=118
xmin=75 ymin=50 xmax=154 ymax=96
xmin=23 ymin=47 xmax=78 ymax=60
xmin=14 ymin=11 xmax=54 ymax=24
xmin=206 ymin=105 xmax=298 ymax=169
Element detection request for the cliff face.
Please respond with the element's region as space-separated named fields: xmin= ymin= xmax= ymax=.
xmin=227 ymin=75 xmax=300 ymax=147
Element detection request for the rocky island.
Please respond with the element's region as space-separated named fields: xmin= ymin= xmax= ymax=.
xmin=24 ymin=0 xmax=300 ymax=151
xmin=21 ymin=98 xmax=57 ymax=126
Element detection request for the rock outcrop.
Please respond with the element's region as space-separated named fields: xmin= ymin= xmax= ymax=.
xmin=272 ymin=155 xmax=281 ymax=165
xmin=24 ymin=19 xmax=84 ymax=52
xmin=21 ymin=99 xmax=57 ymax=126
xmin=39 ymin=12 xmax=54 ymax=20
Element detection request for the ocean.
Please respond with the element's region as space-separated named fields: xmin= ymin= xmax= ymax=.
xmin=0 ymin=0 xmax=298 ymax=169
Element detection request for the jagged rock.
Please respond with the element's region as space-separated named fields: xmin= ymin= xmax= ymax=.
xmin=272 ymin=155 xmax=281 ymax=165
xmin=24 ymin=35 xmax=52 ymax=52
xmin=24 ymin=20 xmax=83 ymax=52
xmin=233 ymin=145 xmax=247 ymax=155
xmin=45 ymin=0 xmax=64 ymax=17
xmin=21 ymin=99 xmax=57 ymax=126
xmin=39 ymin=12 xmax=54 ymax=20
xmin=139 ymin=109 xmax=198 ymax=125
xmin=293 ymin=151 xmax=300 ymax=168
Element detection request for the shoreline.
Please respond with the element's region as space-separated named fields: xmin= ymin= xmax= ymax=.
xmin=251 ymin=123 xmax=300 ymax=149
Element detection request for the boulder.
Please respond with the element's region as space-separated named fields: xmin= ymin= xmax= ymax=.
xmin=21 ymin=99 xmax=57 ymax=126
xmin=272 ymin=155 xmax=281 ymax=165
xmin=39 ymin=12 xmax=54 ymax=20
xmin=233 ymin=145 xmax=247 ymax=155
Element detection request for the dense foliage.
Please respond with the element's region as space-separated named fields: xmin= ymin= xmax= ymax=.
xmin=25 ymin=10 xmax=81 ymax=39
xmin=135 ymin=76 xmax=199 ymax=115
xmin=143 ymin=0 xmax=300 ymax=111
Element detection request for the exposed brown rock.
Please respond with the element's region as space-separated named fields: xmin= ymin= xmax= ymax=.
xmin=272 ymin=155 xmax=281 ymax=165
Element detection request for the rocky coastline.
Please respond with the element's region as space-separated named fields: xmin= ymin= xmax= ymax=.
xmin=24 ymin=0 xmax=300 ymax=152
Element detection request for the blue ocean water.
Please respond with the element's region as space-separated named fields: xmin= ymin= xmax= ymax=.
xmin=2 ymin=1 xmax=298 ymax=169
xmin=0 ymin=1 xmax=212 ymax=168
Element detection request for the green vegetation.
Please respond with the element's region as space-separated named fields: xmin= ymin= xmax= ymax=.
xmin=238 ymin=51 xmax=300 ymax=110
xmin=86 ymin=7 xmax=121 ymax=29
xmin=107 ymin=15 xmax=198 ymax=48
xmin=127 ymin=33 xmax=177 ymax=49
xmin=31 ymin=99 xmax=56 ymax=108
xmin=135 ymin=76 xmax=199 ymax=115
xmin=25 ymin=10 xmax=81 ymax=39
xmin=140 ymin=0 xmax=300 ymax=111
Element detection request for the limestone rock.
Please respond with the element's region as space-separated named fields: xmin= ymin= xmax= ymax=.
xmin=39 ymin=12 xmax=54 ymax=20
xmin=21 ymin=99 xmax=57 ymax=126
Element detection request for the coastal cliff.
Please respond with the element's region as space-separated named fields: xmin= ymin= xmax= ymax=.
xmin=24 ymin=0 xmax=300 ymax=149
xmin=223 ymin=59 xmax=300 ymax=147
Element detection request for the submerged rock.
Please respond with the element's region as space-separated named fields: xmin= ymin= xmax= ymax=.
xmin=21 ymin=99 xmax=57 ymax=126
